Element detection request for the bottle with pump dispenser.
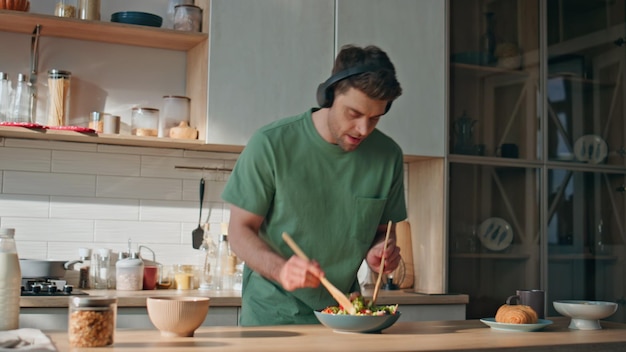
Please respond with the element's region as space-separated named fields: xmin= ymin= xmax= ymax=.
xmin=0 ymin=228 xmax=21 ymax=331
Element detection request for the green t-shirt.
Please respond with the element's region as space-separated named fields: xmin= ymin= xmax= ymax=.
xmin=221 ymin=109 xmax=407 ymax=326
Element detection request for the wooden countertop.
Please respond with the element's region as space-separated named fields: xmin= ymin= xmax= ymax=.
xmin=20 ymin=289 xmax=469 ymax=308
xmin=45 ymin=317 xmax=626 ymax=351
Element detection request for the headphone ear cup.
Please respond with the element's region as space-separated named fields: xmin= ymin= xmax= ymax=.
xmin=316 ymin=82 xmax=333 ymax=108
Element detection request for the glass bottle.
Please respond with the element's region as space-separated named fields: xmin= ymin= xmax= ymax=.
xmin=76 ymin=247 xmax=91 ymax=289
xmin=197 ymin=223 xmax=216 ymax=290
xmin=0 ymin=72 xmax=11 ymax=122
xmin=9 ymin=73 xmax=32 ymax=123
xmin=0 ymin=228 xmax=21 ymax=331
xmin=91 ymin=248 xmax=111 ymax=289
xmin=480 ymin=12 xmax=496 ymax=65
xmin=214 ymin=231 xmax=232 ymax=291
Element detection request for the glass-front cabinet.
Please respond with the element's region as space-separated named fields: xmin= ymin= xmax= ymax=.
xmin=448 ymin=0 xmax=626 ymax=322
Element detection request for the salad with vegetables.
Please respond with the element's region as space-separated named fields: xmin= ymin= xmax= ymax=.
xmin=321 ymin=294 xmax=398 ymax=316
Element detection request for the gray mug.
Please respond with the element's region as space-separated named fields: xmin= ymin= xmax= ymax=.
xmin=506 ymin=289 xmax=545 ymax=319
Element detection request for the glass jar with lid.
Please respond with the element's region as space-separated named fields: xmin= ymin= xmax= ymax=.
xmin=47 ymin=69 xmax=72 ymax=126
xmin=131 ymin=107 xmax=159 ymax=137
xmin=55 ymin=0 xmax=77 ymax=18
xmin=115 ymin=252 xmax=144 ymax=290
xmin=68 ymin=296 xmax=117 ymax=347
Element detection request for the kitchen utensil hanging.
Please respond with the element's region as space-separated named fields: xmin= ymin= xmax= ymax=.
xmin=192 ymin=178 xmax=205 ymax=249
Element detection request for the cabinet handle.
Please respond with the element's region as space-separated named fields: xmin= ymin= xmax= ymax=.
xmin=615 ymin=38 xmax=626 ymax=47
xmin=617 ymin=147 xmax=626 ymax=158
xmin=616 ymin=185 xmax=626 ymax=193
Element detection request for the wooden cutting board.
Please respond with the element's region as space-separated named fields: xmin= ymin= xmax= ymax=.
xmin=395 ymin=220 xmax=414 ymax=289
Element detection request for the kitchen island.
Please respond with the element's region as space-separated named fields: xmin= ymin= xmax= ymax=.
xmin=20 ymin=289 xmax=469 ymax=329
xmin=44 ymin=317 xmax=626 ymax=351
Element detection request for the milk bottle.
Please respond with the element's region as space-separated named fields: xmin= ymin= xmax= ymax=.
xmin=0 ymin=228 xmax=21 ymax=330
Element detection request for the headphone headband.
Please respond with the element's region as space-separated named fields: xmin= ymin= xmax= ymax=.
xmin=316 ymin=64 xmax=393 ymax=114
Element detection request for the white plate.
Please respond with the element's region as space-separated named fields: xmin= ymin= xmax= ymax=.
xmin=574 ymin=135 xmax=607 ymax=164
xmin=480 ymin=318 xmax=553 ymax=332
xmin=477 ymin=218 xmax=513 ymax=251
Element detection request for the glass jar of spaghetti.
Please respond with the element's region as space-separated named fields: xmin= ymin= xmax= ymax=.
xmin=47 ymin=70 xmax=71 ymax=126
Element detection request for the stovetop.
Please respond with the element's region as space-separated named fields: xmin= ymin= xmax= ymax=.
xmin=21 ymin=278 xmax=88 ymax=296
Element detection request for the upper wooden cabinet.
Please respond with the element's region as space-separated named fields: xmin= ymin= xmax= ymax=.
xmin=335 ymin=0 xmax=446 ymax=157
xmin=205 ymin=0 xmax=335 ymax=146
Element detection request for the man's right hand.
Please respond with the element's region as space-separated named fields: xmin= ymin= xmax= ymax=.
xmin=278 ymin=256 xmax=325 ymax=291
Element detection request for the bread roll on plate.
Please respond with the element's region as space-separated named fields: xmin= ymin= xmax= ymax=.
xmin=495 ymin=304 xmax=538 ymax=324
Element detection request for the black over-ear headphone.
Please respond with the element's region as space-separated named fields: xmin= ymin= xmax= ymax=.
xmin=316 ymin=64 xmax=393 ymax=114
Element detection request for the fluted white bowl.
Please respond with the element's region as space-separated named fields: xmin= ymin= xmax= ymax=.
xmin=147 ymin=296 xmax=210 ymax=337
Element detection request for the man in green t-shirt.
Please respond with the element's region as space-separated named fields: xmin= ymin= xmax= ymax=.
xmin=221 ymin=44 xmax=407 ymax=326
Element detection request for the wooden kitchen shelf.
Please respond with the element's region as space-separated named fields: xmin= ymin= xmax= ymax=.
xmin=0 ymin=126 xmax=243 ymax=153
xmin=0 ymin=10 xmax=207 ymax=51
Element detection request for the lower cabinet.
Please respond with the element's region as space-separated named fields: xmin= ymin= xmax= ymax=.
xmin=20 ymin=304 xmax=465 ymax=330
xmin=20 ymin=306 xmax=240 ymax=330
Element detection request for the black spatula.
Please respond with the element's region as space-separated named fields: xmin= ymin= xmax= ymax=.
xmin=192 ymin=178 xmax=205 ymax=249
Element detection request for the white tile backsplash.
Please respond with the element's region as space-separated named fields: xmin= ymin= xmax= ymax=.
xmin=2 ymin=218 xmax=94 ymax=242
xmin=50 ymin=196 xmax=139 ymax=220
xmin=0 ymin=147 xmax=52 ymax=172
xmin=0 ymin=138 xmax=231 ymax=264
xmin=96 ymin=175 xmax=182 ymax=200
xmin=3 ymin=171 xmax=96 ymax=196
xmin=94 ymin=220 xmax=181 ymax=244
xmin=0 ymin=194 xmax=50 ymax=218
xmin=52 ymin=150 xmax=140 ymax=176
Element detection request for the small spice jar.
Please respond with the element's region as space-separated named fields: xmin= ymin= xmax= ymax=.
xmin=68 ymin=296 xmax=117 ymax=348
xmin=78 ymin=0 xmax=100 ymax=20
xmin=47 ymin=69 xmax=71 ymax=126
xmin=131 ymin=107 xmax=159 ymax=137
xmin=55 ymin=0 xmax=77 ymax=18
xmin=174 ymin=4 xmax=202 ymax=32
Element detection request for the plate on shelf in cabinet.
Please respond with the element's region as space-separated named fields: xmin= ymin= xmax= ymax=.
xmin=478 ymin=217 xmax=513 ymax=251
xmin=574 ymin=135 xmax=607 ymax=164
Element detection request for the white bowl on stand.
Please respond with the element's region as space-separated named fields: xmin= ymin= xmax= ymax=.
xmin=553 ymin=300 xmax=618 ymax=330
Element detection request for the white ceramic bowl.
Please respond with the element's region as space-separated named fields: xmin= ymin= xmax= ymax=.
xmin=147 ymin=296 xmax=210 ymax=337
xmin=553 ymin=300 xmax=618 ymax=330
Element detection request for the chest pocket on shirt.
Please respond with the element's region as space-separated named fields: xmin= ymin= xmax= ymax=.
xmin=350 ymin=197 xmax=388 ymax=250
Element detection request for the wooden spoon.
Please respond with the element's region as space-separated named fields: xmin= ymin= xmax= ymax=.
xmin=371 ymin=220 xmax=393 ymax=306
xmin=282 ymin=232 xmax=356 ymax=315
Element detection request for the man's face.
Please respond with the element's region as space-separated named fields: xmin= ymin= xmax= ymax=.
xmin=327 ymin=87 xmax=388 ymax=152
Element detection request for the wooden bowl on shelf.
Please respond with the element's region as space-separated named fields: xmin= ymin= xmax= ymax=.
xmin=0 ymin=0 xmax=30 ymax=11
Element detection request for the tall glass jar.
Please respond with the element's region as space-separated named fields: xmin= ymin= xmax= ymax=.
xmin=47 ymin=69 xmax=72 ymax=126
xmin=78 ymin=0 xmax=100 ymax=20
xmin=68 ymin=296 xmax=117 ymax=347
xmin=0 ymin=228 xmax=21 ymax=331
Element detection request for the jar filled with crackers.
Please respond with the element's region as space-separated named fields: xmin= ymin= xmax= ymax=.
xmin=68 ymin=296 xmax=117 ymax=348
